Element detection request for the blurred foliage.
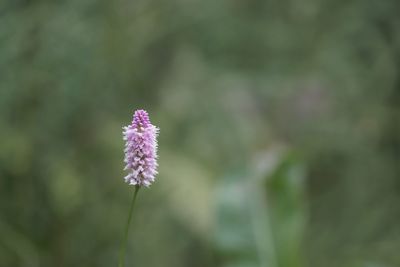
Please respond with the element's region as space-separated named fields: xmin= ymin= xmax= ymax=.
xmin=1 ymin=0 xmax=400 ymax=266
xmin=215 ymin=150 xmax=306 ymax=267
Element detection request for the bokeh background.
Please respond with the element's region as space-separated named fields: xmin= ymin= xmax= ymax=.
xmin=1 ymin=0 xmax=400 ymax=266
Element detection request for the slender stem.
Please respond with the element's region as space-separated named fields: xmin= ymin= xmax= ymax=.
xmin=118 ymin=185 xmax=140 ymax=267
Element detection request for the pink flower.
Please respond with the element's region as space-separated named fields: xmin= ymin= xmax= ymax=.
xmin=123 ymin=110 xmax=159 ymax=187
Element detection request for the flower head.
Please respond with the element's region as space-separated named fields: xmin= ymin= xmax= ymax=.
xmin=123 ymin=109 xmax=159 ymax=187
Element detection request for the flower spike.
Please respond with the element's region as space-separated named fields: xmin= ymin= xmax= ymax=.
xmin=123 ymin=109 xmax=159 ymax=187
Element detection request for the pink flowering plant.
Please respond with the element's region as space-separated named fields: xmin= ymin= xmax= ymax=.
xmin=123 ymin=109 xmax=159 ymax=187
xmin=118 ymin=109 xmax=159 ymax=267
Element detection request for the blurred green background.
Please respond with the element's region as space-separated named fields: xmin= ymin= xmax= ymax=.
xmin=1 ymin=0 xmax=400 ymax=266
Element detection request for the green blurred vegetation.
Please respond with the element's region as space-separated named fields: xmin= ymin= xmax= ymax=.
xmin=1 ymin=0 xmax=400 ymax=266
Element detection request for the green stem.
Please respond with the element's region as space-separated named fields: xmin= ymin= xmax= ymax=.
xmin=118 ymin=185 xmax=140 ymax=267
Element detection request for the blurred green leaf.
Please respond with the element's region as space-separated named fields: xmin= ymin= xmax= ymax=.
xmin=215 ymin=149 xmax=307 ymax=267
